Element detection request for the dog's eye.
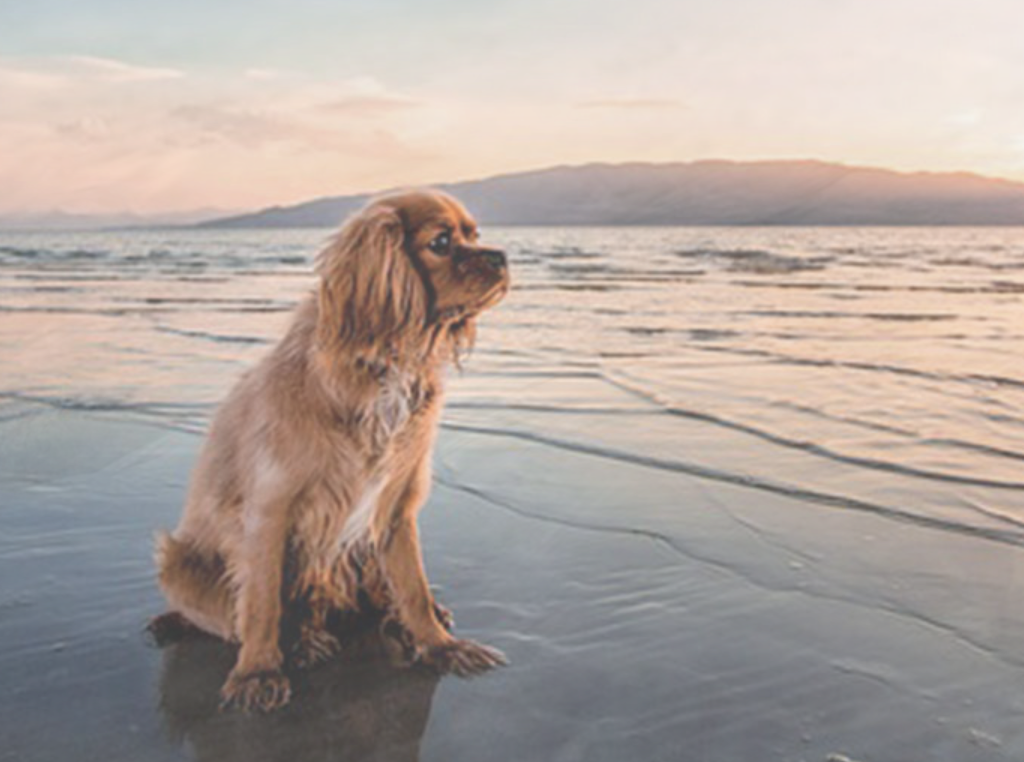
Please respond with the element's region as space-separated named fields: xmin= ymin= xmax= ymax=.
xmin=428 ymin=231 xmax=451 ymax=255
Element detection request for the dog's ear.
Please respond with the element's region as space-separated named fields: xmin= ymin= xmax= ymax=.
xmin=316 ymin=205 xmax=428 ymax=357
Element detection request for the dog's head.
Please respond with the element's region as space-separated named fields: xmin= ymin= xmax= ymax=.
xmin=315 ymin=189 xmax=509 ymax=363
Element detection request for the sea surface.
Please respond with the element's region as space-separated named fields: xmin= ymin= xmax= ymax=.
xmin=3 ymin=225 xmax=1024 ymax=761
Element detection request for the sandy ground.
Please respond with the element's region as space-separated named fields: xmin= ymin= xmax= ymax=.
xmin=2 ymin=402 xmax=1024 ymax=762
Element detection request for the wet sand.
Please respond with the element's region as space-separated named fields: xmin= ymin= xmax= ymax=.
xmin=3 ymin=401 xmax=1024 ymax=762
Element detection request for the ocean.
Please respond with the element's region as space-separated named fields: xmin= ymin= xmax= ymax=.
xmin=4 ymin=226 xmax=1024 ymax=536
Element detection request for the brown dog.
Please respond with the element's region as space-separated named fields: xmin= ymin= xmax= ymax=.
xmin=154 ymin=189 xmax=509 ymax=711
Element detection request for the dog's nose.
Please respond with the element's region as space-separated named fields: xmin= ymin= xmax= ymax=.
xmin=481 ymin=248 xmax=507 ymax=271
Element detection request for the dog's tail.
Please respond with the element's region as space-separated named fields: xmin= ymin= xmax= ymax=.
xmin=154 ymin=531 xmax=235 ymax=641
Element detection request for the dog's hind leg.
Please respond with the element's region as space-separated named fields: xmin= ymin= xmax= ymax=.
xmin=153 ymin=531 xmax=235 ymax=642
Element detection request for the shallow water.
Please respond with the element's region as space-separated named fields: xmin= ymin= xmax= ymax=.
xmin=2 ymin=226 xmax=1024 ymax=761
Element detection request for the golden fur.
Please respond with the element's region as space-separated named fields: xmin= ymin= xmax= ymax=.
xmin=154 ymin=189 xmax=509 ymax=711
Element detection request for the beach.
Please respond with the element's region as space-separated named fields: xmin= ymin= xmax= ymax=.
xmin=3 ymin=226 xmax=1024 ymax=761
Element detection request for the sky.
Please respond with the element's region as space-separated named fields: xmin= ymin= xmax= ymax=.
xmin=1 ymin=0 xmax=1023 ymax=215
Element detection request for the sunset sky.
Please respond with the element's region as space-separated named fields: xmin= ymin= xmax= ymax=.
xmin=1 ymin=0 xmax=1023 ymax=215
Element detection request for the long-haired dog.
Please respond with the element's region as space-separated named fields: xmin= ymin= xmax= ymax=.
xmin=154 ymin=189 xmax=509 ymax=711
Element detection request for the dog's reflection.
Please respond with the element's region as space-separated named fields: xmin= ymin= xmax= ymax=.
xmin=156 ymin=625 xmax=440 ymax=762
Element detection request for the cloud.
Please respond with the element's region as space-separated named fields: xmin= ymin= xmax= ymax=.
xmin=0 ymin=55 xmax=184 ymax=94
xmin=317 ymin=93 xmax=422 ymax=116
xmin=303 ymin=76 xmax=423 ymax=117
xmin=66 ymin=55 xmax=184 ymax=83
xmin=169 ymin=99 xmax=426 ymax=160
xmin=164 ymin=76 xmax=425 ymax=151
xmin=171 ymin=104 xmax=298 ymax=148
xmin=0 ymin=64 xmax=68 ymax=91
xmin=0 ymin=56 xmax=448 ymax=213
xmin=576 ymin=98 xmax=685 ymax=110
xmin=53 ymin=116 xmax=114 ymax=142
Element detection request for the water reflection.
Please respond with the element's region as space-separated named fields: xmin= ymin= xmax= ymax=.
xmin=157 ymin=631 xmax=440 ymax=762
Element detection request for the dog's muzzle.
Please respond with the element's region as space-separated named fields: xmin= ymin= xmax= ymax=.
xmin=457 ymin=245 xmax=507 ymax=275
xmin=479 ymin=248 xmax=507 ymax=272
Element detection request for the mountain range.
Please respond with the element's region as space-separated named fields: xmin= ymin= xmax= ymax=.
xmin=199 ymin=160 xmax=1024 ymax=228
xmin=0 ymin=208 xmax=236 ymax=231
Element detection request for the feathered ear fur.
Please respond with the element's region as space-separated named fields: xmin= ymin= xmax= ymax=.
xmin=315 ymin=205 xmax=428 ymax=360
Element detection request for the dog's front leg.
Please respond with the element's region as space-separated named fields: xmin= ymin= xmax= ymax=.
xmin=220 ymin=496 xmax=292 ymax=712
xmin=291 ymin=590 xmax=342 ymax=669
xmin=379 ymin=474 xmax=505 ymax=676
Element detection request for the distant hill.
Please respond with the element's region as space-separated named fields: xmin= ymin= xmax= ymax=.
xmin=198 ymin=160 xmax=1024 ymax=228
xmin=0 ymin=208 xmax=234 ymax=231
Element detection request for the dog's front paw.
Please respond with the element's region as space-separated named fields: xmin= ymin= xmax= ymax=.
xmin=420 ymin=638 xmax=507 ymax=677
xmin=220 ymin=668 xmax=292 ymax=713
xmin=291 ymin=628 xmax=341 ymax=670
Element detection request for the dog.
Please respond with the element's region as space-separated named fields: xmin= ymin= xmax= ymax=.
xmin=154 ymin=189 xmax=509 ymax=712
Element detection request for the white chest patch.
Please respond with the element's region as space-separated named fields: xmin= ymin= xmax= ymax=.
xmin=372 ymin=372 xmax=414 ymax=447
xmin=337 ymin=477 xmax=384 ymax=549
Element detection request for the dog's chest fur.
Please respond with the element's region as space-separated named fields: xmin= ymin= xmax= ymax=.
xmin=359 ymin=363 xmax=433 ymax=454
xmin=369 ymin=369 xmax=416 ymax=448
xmin=335 ymin=372 xmax=418 ymax=547
xmin=293 ymin=365 xmax=434 ymax=577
